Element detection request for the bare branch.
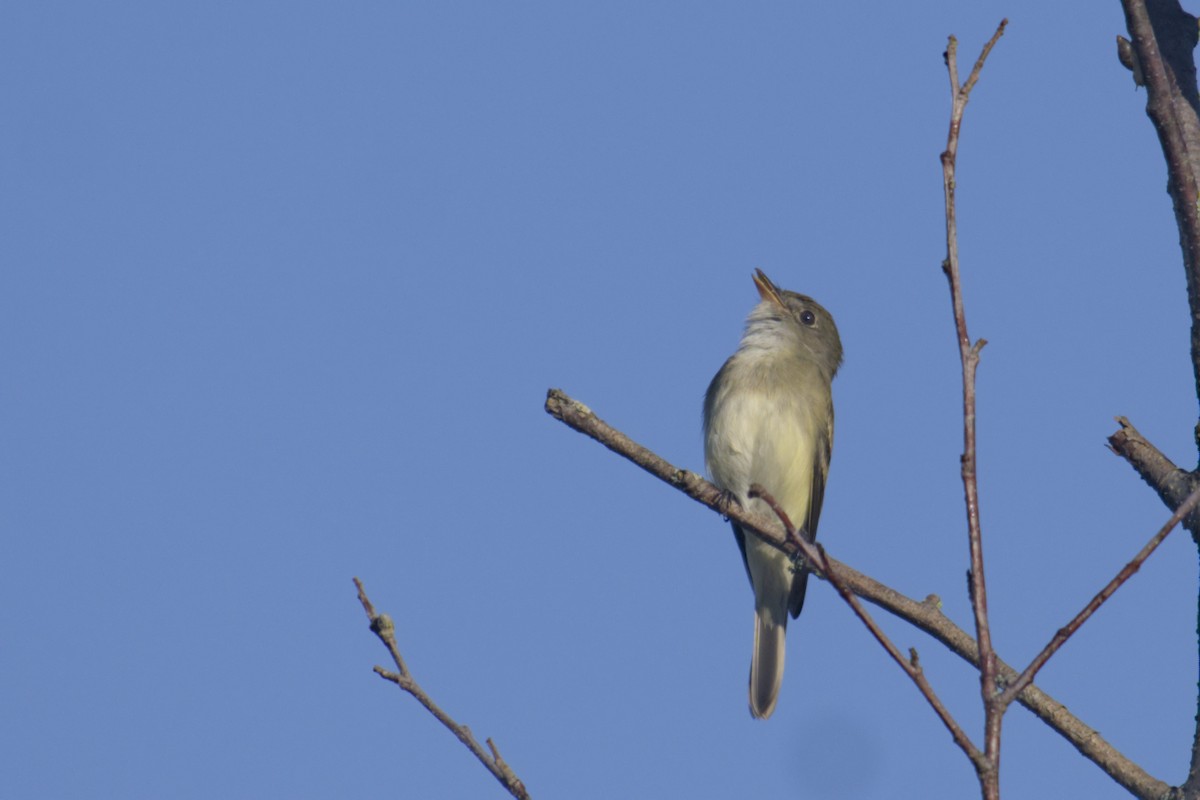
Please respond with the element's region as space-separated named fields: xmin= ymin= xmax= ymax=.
xmin=544 ymin=388 xmax=1171 ymax=799
xmin=940 ymin=21 xmax=1007 ymax=797
xmin=752 ymin=485 xmax=984 ymax=770
xmin=1119 ymin=0 xmax=1200 ymax=415
xmin=354 ymin=578 xmax=531 ymax=800
xmin=545 ymin=389 xmax=789 ymax=557
xmin=355 ymin=575 xmax=410 ymax=677
xmin=1116 ymin=4 xmax=1200 ymax=793
xmin=962 ymin=23 xmax=1008 ymax=98
xmin=999 ymin=481 xmax=1200 ymax=707
xmin=1109 ymin=416 xmax=1200 ymax=539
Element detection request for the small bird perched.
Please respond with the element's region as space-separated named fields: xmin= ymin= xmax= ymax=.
xmin=703 ymin=269 xmax=842 ymax=719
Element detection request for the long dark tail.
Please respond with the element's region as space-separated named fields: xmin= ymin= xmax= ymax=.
xmin=749 ymin=611 xmax=786 ymax=719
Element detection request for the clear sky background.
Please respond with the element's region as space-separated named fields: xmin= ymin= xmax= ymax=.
xmin=2 ymin=3 xmax=1195 ymax=799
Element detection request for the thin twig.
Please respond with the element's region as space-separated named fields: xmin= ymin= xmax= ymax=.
xmin=544 ymin=387 xmax=1171 ymax=799
xmin=356 ymin=576 xmax=410 ymax=677
xmin=940 ymin=20 xmax=1007 ymax=799
xmin=1000 ymin=481 xmax=1200 ymax=706
xmin=353 ymin=578 xmax=531 ymax=800
xmin=747 ymin=484 xmax=803 ymax=549
xmin=753 ymin=485 xmax=984 ymax=769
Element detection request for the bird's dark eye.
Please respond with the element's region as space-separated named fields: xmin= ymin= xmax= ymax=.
xmin=800 ymin=310 xmax=816 ymax=326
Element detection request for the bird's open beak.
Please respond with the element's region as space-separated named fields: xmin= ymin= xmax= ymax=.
xmin=753 ymin=269 xmax=784 ymax=307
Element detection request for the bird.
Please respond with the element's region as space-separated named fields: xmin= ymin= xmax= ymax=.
xmin=703 ymin=269 xmax=842 ymax=719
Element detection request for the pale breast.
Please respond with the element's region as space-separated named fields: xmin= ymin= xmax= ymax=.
xmin=705 ymin=381 xmax=824 ymax=527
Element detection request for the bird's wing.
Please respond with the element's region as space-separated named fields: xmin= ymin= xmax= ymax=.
xmin=788 ymin=398 xmax=833 ymax=618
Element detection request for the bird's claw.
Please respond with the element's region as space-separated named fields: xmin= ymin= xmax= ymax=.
xmin=716 ymin=489 xmax=741 ymax=521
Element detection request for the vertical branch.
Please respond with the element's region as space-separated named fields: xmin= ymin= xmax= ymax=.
xmin=1120 ymin=0 xmax=1200 ymax=420
xmin=1190 ymin=559 xmax=1200 ymax=797
xmin=940 ymin=20 xmax=1007 ymax=800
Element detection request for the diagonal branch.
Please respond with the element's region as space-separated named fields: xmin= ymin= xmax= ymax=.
xmin=354 ymin=578 xmax=531 ymax=800
xmin=998 ymin=481 xmax=1200 ymax=708
xmin=1109 ymin=416 xmax=1200 ymax=538
xmin=544 ymin=388 xmax=1171 ymax=799
xmin=751 ymin=484 xmax=984 ymax=770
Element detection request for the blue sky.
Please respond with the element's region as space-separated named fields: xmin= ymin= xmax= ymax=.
xmin=2 ymin=3 xmax=1194 ymax=798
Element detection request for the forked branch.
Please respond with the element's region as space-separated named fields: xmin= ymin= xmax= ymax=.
xmin=939 ymin=21 xmax=1006 ymax=798
xmin=354 ymin=578 xmax=531 ymax=800
xmin=543 ymin=388 xmax=1169 ymax=799
xmin=750 ymin=484 xmax=984 ymax=770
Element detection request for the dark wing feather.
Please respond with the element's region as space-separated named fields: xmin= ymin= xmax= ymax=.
xmin=732 ymin=522 xmax=752 ymax=583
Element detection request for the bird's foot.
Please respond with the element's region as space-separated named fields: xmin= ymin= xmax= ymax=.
xmin=716 ymin=489 xmax=741 ymax=521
